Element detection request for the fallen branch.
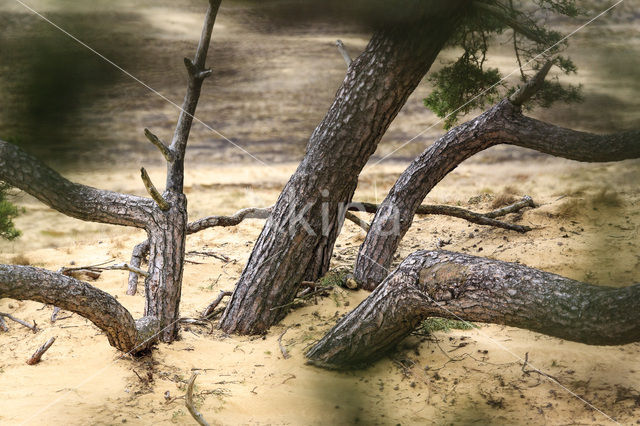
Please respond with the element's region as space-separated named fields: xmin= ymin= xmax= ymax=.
xmin=353 ymin=195 xmax=535 ymax=233
xmin=0 ymin=312 xmax=37 ymax=332
xmin=521 ymin=352 xmax=560 ymax=382
xmin=185 ymin=373 xmax=211 ymax=426
xmin=202 ymin=290 xmax=233 ymax=319
xmin=0 ymin=316 xmax=7 ymax=331
xmin=278 ymin=326 xmax=292 ymax=359
xmin=27 ymin=337 xmax=56 ymax=365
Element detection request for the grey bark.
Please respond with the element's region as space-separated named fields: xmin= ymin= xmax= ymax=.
xmin=355 ymin=97 xmax=640 ymax=289
xmin=307 ymin=250 xmax=640 ymax=369
xmin=219 ymin=3 xmax=468 ymax=335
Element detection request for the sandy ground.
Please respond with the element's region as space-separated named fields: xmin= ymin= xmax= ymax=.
xmin=1 ymin=158 xmax=639 ymax=425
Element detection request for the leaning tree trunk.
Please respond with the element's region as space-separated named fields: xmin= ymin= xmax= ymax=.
xmin=0 ymin=0 xmax=221 ymax=346
xmin=354 ymin=69 xmax=640 ymax=289
xmin=307 ymin=250 xmax=640 ymax=369
xmin=220 ymin=2 xmax=467 ymax=335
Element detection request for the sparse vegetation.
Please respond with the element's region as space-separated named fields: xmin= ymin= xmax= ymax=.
xmin=417 ymin=317 xmax=476 ymax=334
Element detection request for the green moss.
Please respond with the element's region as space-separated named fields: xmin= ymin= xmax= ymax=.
xmin=0 ymin=183 xmax=21 ymax=240
xmin=418 ymin=317 xmax=476 ymax=334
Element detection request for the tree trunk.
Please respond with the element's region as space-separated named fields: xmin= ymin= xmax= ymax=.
xmin=354 ymin=98 xmax=640 ymax=289
xmin=144 ymin=192 xmax=188 ymax=342
xmin=220 ymin=4 xmax=467 ymax=335
xmin=0 ymin=264 xmax=157 ymax=353
xmin=307 ymin=250 xmax=640 ymax=369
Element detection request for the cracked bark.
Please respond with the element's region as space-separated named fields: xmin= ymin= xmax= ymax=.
xmin=219 ymin=3 xmax=467 ymax=335
xmin=307 ymin=250 xmax=640 ymax=369
xmin=354 ymin=98 xmax=640 ymax=289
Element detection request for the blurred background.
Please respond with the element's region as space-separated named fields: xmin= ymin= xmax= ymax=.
xmin=0 ymin=0 xmax=639 ymax=170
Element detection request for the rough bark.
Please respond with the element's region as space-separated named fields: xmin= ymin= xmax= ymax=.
xmin=355 ymin=98 xmax=640 ymax=289
xmin=220 ymin=3 xmax=467 ymax=335
xmin=0 ymin=264 xmax=154 ymax=352
xmin=307 ymin=250 xmax=640 ymax=369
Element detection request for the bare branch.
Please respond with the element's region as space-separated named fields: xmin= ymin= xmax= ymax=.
xmin=344 ymin=211 xmax=370 ymax=231
xmin=0 ymin=312 xmax=37 ymax=332
xmin=509 ymin=61 xmax=553 ymax=106
xmin=144 ymin=128 xmax=174 ymax=162
xmin=202 ymin=290 xmax=233 ymax=319
xmin=335 ymin=40 xmax=352 ymax=67
xmin=188 ymin=206 xmax=272 ymax=233
xmin=186 ymin=373 xmax=211 ymax=426
xmin=140 ymin=167 xmax=170 ymax=211
xmin=0 ymin=140 xmax=153 ymax=229
xmin=27 ymin=337 xmax=56 ymax=365
xmin=167 ymin=0 xmax=222 ymax=193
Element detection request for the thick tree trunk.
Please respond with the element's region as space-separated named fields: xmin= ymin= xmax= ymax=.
xmin=354 ymin=98 xmax=640 ymax=289
xmin=220 ymin=4 xmax=467 ymax=334
xmin=307 ymin=250 xmax=640 ymax=369
xmin=0 ymin=264 xmax=157 ymax=353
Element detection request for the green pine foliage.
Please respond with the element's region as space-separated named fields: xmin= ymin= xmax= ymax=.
xmin=424 ymin=0 xmax=584 ymax=129
xmin=0 ymin=183 xmax=21 ymax=240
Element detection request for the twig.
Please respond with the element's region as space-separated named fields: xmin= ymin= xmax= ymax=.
xmin=335 ymin=39 xmax=352 ymax=66
xmin=278 ymin=326 xmax=292 ymax=359
xmin=51 ymin=306 xmax=60 ymax=322
xmin=188 ymin=250 xmax=231 ymax=263
xmin=140 ymin=167 xmax=170 ymax=211
xmin=180 ymin=318 xmax=215 ymax=333
xmin=144 ymin=128 xmax=174 ymax=162
xmin=521 ymin=352 xmax=560 ymax=382
xmin=270 ymin=286 xmax=333 ymax=311
xmin=0 ymin=316 xmax=7 ymax=332
xmin=202 ymin=290 xmax=233 ymax=319
xmin=0 ymin=312 xmax=37 ymax=332
xmin=27 ymin=337 xmax=56 ymax=365
xmin=185 ymin=373 xmax=211 ymax=426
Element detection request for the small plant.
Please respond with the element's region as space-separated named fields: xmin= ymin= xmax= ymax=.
xmin=0 ymin=183 xmax=21 ymax=240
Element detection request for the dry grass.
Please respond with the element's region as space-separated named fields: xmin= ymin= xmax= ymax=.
xmin=491 ymin=193 xmax=517 ymax=209
xmin=591 ymin=188 xmax=623 ymax=208
xmin=11 ymin=253 xmax=31 ymax=265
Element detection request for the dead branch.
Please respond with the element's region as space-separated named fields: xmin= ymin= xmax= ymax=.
xmin=521 ymin=352 xmax=560 ymax=382
xmin=185 ymin=373 xmax=211 ymax=426
xmin=335 ymin=39 xmax=352 ymax=66
xmin=344 ymin=211 xmax=370 ymax=231
xmin=144 ymin=128 xmax=174 ymax=162
xmin=0 ymin=315 xmax=7 ymax=331
xmin=202 ymin=290 xmax=233 ymax=319
xmin=278 ymin=326 xmax=292 ymax=359
xmin=0 ymin=312 xmax=37 ymax=332
xmin=140 ymin=167 xmax=169 ymax=211
xmin=27 ymin=337 xmax=56 ymax=365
